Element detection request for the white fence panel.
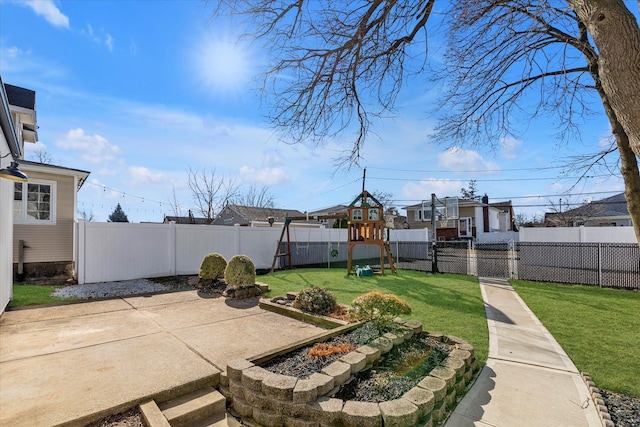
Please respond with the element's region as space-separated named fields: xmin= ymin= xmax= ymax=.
xmin=236 ymin=226 xmax=283 ymax=269
xmin=520 ymin=226 xmax=637 ymax=243
xmin=175 ymin=225 xmax=234 ymax=275
xmin=388 ymin=229 xmax=430 ymax=242
xmin=78 ymin=222 xmax=175 ymax=284
xmin=476 ymin=231 xmax=519 ymax=243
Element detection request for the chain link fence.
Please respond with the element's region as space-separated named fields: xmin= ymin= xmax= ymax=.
xmin=280 ymin=240 xmax=640 ymax=289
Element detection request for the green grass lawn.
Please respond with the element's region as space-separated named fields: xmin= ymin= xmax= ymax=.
xmin=511 ymin=280 xmax=640 ymax=397
xmin=258 ymin=268 xmax=489 ymax=364
xmin=8 ymin=284 xmax=77 ymax=308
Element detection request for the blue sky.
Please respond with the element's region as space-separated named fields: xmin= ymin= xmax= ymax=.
xmin=0 ymin=0 xmax=628 ymax=223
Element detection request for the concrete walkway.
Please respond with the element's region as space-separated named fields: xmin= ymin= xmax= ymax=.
xmin=0 ymin=291 xmax=326 ymax=427
xmin=445 ymin=278 xmax=602 ymax=427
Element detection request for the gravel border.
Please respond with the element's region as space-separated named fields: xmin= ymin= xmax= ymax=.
xmin=51 ymin=277 xmax=192 ymax=299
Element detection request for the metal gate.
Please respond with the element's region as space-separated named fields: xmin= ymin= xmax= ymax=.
xmin=475 ymin=242 xmax=512 ymax=278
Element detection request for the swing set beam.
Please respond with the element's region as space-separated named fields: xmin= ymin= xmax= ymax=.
xmin=270 ymin=214 xmax=349 ymax=273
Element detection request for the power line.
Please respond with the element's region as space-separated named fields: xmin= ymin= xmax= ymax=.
xmin=367 ymin=165 xmax=566 ymax=173
xmin=368 ymin=174 xmax=614 ymax=183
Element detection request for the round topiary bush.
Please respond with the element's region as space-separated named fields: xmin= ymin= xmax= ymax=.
xmin=292 ymin=286 xmax=337 ymax=316
xmin=224 ymin=255 xmax=256 ymax=288
xmin=199 ymin=253 xmax=227 ymax=280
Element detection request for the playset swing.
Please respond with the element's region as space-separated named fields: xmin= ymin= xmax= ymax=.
xmin=270 ymin=170 xmax=396 ymax=275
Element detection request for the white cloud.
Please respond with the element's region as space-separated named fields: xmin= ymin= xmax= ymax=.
xmin=437 ymin=147 xmax=500 ymax=172
xmin=56 ymin=128 xmax=121 ymax=164
xmin=20 ymin=0 xmax=69 ymax=29
xmin=80 ymin=24 xmax=114 ymax=52
xmin=239 ymin=166 xmax=289 ymax=186
xmin=499 ymin=136 xmax=522 ymax=160
xmin=129 ymin=166 xmax=166 ymax=184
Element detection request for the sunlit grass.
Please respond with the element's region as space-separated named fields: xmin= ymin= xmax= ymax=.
xmin=8 ymin=284 xmax=77 ymax=308
xmin=511 ymin=279 xmax=640 ymax=397
xmin=258 ymin=268 xmax=489 ymax=364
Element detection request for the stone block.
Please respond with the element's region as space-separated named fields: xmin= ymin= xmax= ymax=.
xmin=341 ymin=400 xmax=382 ymax=427
xmin=263 ymin=373 xmax=298 ymax=401
xmin=369 ymin=337 xmax=393 ymax=354
xmin=232 ymin=396 xmax=254 ymax=418
xmin=285 ymin=417 xmax=318 ymax=427
xmin=431 ymin=401 xmax=446 ymax=423
xmin=253 ymin=407 xmax=283 ymax=427
xmin=307 ymin=397 xmax=343 ymax=426
xmin=321 ymin=361 xmax=352 ymax=387
xmin=308 ymin=373 xmax=335 ymax=396
xmin=219 ymin=384 xmax=233 ymax=402
xmin=242 ymin=366 xmax=272 ymax=391
xmin=428 ymin=334 xmax=445 ymax=344
xmin=418 ymin=413 xmax=433 ymax=427
xmin=228 ymin=359 xmax=255 ymax=381
xmin=294 ymin=378 xmax=319 ymax=403
xmin=379 ymin=398 xmax=419 ymax=427
xmin=430 ymin=367 xmax=457 ymax=391
xmin=402 ymin=386 xmax=435 ymax=419
xmin=444 ymin=357 xmax=465 ymax=380
xmin=455 ymin=379 xmax=466 ymax=395
xmin=383 ymin=331 xmax=405 ymax=346
xmin=229 ymin=379 xmax=245 ymax=399
xmin=355 ymin=345 xmax=381 ymax=365
xmin=404 ymin=320 xmax=423 ymax=333
xmin=445 ymin=388 xmax=457 ymax=409
xmin=398 ymin=327 xmax=414 ymax=341
xmin=286 ymin=291 xmax=299 ymax=300
xmin=444 ymin=335 xmax=466 ymax=345
xmin=455 ymin=343 xmax=475 ymax=357
xmin=272 ymin=400 xmax=308 ymax=418
xmin=463 ymin=367 xmax=473 ymax=383
xmin=448 ymin=349 xmax=472 ymax=367
xmin=339 ymin=351 xmax=368 ymax=374
xmin=245 ymin=388 xmax=272 ymax=411
xmin=219 ymin=371 xmax=230 ymax=386
xmin=417 ymin=376 xmax=447 ymax=402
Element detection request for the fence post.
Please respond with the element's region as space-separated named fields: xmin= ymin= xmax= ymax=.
xmin=169 ymin=223 xmax=177 ymax=276
xmin=598 ymin=243 xmax=602 ymax=288
xmin=76 ymin=219 xmax=85 ymax=285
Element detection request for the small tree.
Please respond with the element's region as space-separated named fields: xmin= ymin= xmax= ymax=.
xmin=108 ymin=203 xmax=129 ymax=223
xmin=460 ymin=180 xmax=481 ymax=201
xmin=78 ymin=209 xmax=95 ymax=222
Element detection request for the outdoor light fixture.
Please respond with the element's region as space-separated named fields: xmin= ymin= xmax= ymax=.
xmin=0 ymin=160 xmax=28 ymax=182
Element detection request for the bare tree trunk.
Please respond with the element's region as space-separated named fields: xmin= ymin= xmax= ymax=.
xmin=599 ymin=93 xmax=640 ymax=244
xmin=569 ymin=0 xmax=640 ymax=156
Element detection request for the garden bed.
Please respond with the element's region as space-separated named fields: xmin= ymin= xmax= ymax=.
xmin=220 ymin=319 xmax=477 ymax=427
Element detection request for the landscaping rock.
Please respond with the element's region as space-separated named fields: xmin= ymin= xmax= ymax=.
xmin=402 ymin=386 xmax=435 ymax=419
xmin=379 ymin=398 xmax=419 ymax=427
xmin=263 ymin=373 xmax=298 ymax=401
xmin=341 ymin=401 xmax=382 ymax=427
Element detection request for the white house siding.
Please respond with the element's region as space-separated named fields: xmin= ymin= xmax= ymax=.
xmin=1 ymin=135 xmax=14 ymax=314
xmin=12 ymin=170 xmax=75 ymax=264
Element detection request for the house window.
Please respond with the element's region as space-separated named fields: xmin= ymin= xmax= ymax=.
xmin=14 ymin=180 xmax=56 ymax=224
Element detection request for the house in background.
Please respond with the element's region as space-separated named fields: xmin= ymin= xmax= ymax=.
xmin=212 ymin=204 xmax=309 ymax=227
xmin=544 ymin=193 xmax=631 ymax=227
xmin=163 ymin=209 xmax=208 ymax=224
xmin=1 ymin=76 xmax=25 ymax=314
xmin=5 ymin=82 xmax=90 ymax=281
xmin=402 ymin=195 xmax=515 ymax=240
xmin=307 ymin=204 xmax=349 ymax=228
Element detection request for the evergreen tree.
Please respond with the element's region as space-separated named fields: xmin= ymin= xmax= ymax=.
xmin=108 ymin=203 xmax=129 ymax=223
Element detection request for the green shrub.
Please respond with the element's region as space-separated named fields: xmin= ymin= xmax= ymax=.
xmin=292 ymin=286 xmax=337 ymax=316
xmin=351 ymin=291 xmax=411 ymax=330
xmin=224 ymin=255 xmax=256 ymax=287
xmin=199 ymin=253 xmax=227 ymax=279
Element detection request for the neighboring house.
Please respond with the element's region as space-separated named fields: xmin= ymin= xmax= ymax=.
xmin=1 ymin=76 xmax=25 ymax=314
xmin=163 ymin=210 xmax=208 ymax=224
xmin=307 ymin=204 xmax=349 ymax=228
xmin=402 ymin=195 xmax=515 ymax=240
xmin=5 ymin=83 xmax=90 ymax=281
xmin=212 ymin=204 xmax=307 ymax=226
xmin=544 ymin=193 xmax=631 ymax=227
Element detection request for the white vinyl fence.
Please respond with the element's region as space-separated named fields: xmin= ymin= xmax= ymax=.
xmin=75 ymin=221 xmax=283 ymax=284
xmin=520 ymin=226 xmax=637 ymax=243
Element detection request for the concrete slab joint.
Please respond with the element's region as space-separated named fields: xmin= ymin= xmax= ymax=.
xmin=223 ymin=321 xmax=477 ymax=427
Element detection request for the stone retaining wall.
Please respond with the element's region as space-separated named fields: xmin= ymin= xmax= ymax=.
xmin=219 ymin=320 xmax=478 ymax=427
